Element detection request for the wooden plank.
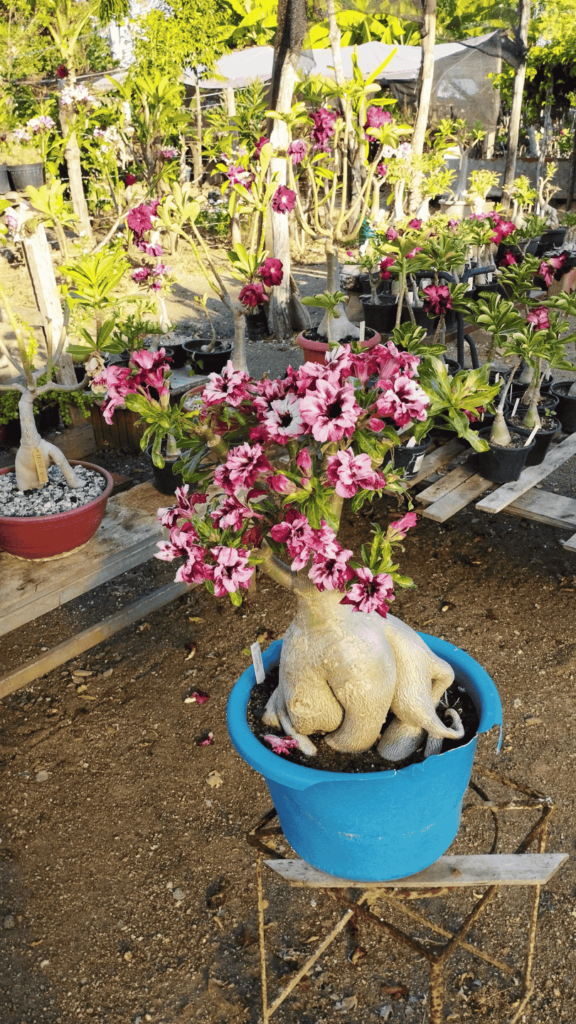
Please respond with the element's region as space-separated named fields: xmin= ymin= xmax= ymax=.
xmin=417 ymin=461 xmax=475 ymax=505
xmin=563 ymin=533 xmax=576 ymax=552
xmin=410 ymin=438 xmax=464 ymax=486
xmin=265 ymin=853 xmax=568 ymax=890
xmin=476 ymin=432 xmax=576 ymax=514
xmin=506 ymin=489 xmax=576 ymax=531
xmin=421 ymin=473 xmax=494 ymax=523
xmin=0 ymin=481 xmax=167 ymax=636
xmin=0 ymin=581 xmax=189 ymax=699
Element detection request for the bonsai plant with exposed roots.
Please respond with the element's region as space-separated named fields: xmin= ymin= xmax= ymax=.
xmin=96 ymin=329 xmax=497 ymax=763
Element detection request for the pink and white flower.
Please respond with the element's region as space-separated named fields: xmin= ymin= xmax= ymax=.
xmin=264 ymin=734 xmax=299 ymax=755
xmin=374 ymin=377 xmax=429 ymax=428
xmin=263 ymin=395 xmax=305 ymax=443
xmin=308 ymin=545 xmax=354 ymax=592
xmin=202 ymin=362 xmax=252 ymax=407
xmin=326 ymin=449 xmax=386 ymax=498
xmin=341 ymin=567 xmax=395 ymax=617
xmin=270 ymin=510 xmax=316 ymax=571
xmin=299 ymin=379 xmax=361 ymax=442
xmin=389 ymin=511 xmax=418 ymax=539
xmin=211 ymin=496 xmax=261 ymax=531
xmin=214 ymin=443 xmax=272 ymax=496
xmin=210 ymin=546 xmax=254 ymax=595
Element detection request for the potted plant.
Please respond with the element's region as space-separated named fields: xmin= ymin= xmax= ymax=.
xmin=4 ymin=122 xmax=48 ymax=190
xmin=298 ymin=290 xmax=381 ymax=363
xmin=96 ymin=337 xmax=502 ymax=881
xmin=181 ymin=293 xmax=232 ymax=376
xmin=0 ymin=286 xmax=113 ymax=560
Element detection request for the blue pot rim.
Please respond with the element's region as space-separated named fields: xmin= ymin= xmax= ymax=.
xmin=227 ymin=634 xmax=502 ymax=792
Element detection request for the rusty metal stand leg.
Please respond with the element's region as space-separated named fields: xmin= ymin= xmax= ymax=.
xmin=429 ymin=958 xmax=445 ymax=1024
xmin=256 ymin=851 xmax=269 ymax=1024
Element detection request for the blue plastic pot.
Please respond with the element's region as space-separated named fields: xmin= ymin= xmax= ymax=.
xmin=227 ymin=636 xmax=502 ymax=882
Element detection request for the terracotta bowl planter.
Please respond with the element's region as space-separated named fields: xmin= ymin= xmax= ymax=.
xmin=295 ymin=328 xmax=382 ymax=365
xmin=0 ymin=461 xmax=114 ymax=560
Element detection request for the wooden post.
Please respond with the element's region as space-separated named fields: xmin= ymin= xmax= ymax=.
xmin=503 ymin=0 xmax=531 ymax=203
xmin=21 ymin=223 xmax=83 ymax=423
xmin=408 ymin=0 xmax=437 ymax=212
xmin=225 ymin=87 xmax=242 ymax=246
xmin=192 ymin=75 xmax=203 ymax=185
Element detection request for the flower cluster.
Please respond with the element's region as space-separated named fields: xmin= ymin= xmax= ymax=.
xmin=364 ymin=107 xmax=392 ymax=131
xmin=134 ymin=341 xmax=429 ymax=615
xmin=60 ymin=83 xmax=97 ymax=107
xmin=159 ymin=146 xmax=179 ymax=159
xmin=422 ymin=284 xmax=452 ymax=317
xmin=92 ymin=348 xmax=171 ymax=425
xmin=538 ymin=254 xmax=566 ymax=287
xmin=238 ymin=258 xmax=284 ymax=311
xmin=288 ymin=139 xmax=307 ymax=165
xmin=310 ymin=108 xmax=339 ymax=150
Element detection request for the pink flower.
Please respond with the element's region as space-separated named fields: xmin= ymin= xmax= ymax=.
xmin=254 ymin=135 xmax=270 ymax=156
xmin=264 ymin=734 xmax=300 ymax=755
xmin=499 ymin=252 xmax=516 ymax=267
xmin=326 ymin=449 xmax=385 ymax=498
xmin=268 ymin=473 xmax=295 ymax=494
xmin=56 ymin=64 xmax=69 ymax=79
xmin=364 ymin=107 xmax=392 ymax=130
xmin=389 ymin=511 xmax=418 ymax=538
xmin=422 ymin=284 xmax=452 ymax=317
xmin=132 ymin=267 xmax=150 ymax=282
xmin=310 ymin=108 xmax=339 ymax=149
xmin=296 ymin=448 xmax=312 ymax=477
xmin=214 ymin=443 xmax=272 ymax=496
xmin=129 ymin=347 xmax=171 ymax=395
xmin=270 ymin=509 xmax=316 ymax=571
xmin=377 ymin=162 xmax=388 ymax=178
xmin=239 ymin=282 xmax=268 ymax=308
xmin=210 ymin=546 xmax=254 ymax=596
xmin=387 ymin=227 xmax=399 ymax=241
xmin=288 ymin=139 xmax=307 ymax=165
xmin=374 ymin=377 xmax=429 ymax=428
xmin=159 ymin=146 xmax=178 ymax=159
xmin=210 ymin=496 xmax=261 ymax=531
xmin=372 ymin=341 xmax=419 ymax=383
xmin=198 ymin=732 xmax=214 ymax=746
xmin=490 ymin=220 xmax=516 ymax=245
xmin=227 ymin=165 xmax=253 ymax=186
xmin=125 ymin=173 xmax=137 ymax=186
xmin=174 ymin=545 xmax=212 ymax=585
xmin=258 ymin=257 xmax=283 ymax=287
xmin=526 ymin=306 xmax=551 ymax=330
xmin=341 ymin=567 xmax=395 ymax=617
xmin=406 ymin=247 xmax=423 ymax=259
xmin=447 ymin=218 xmax=459 ymax=231
xmin=408 ymin=218 xmax=422 ymax=230
xmin=271 ymin=186 xmax=296 ymax=214
xmin=158 ymin=485 xmax=207 ymax=528
xmin=299 ymin=379 xmax=361 ymax=442
xmin=308 ymin=545 xmax=354 ymax=592
xmin=203 ymin=362 xmax=252 ymax=407
xmin=263 ymin=394 xmax=305 ymax=443
xmin=380 ymin=256 xmax=395 ymax=280
xmin=539 ymin=254 xmax=566 ymax=285
xmin=152 ymin=263 xmax=168 ymax=276
xmin=127 ymin=203 xmax=154 ymax=237
xmin=139 ymin=241 xmax=164 ymax=257
xmin=188 ymin=690 xmax=210 ymax=704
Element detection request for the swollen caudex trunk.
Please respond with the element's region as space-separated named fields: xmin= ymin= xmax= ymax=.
xmin=14 ymin=390 xmax=80 ymax=491
xmin=415 ymin=196 xmax=431 ymax=222
xmin=232 ymin=308 xmax=249 ymax=373
xmin=262 ymin=588 xmax=463 ymax=762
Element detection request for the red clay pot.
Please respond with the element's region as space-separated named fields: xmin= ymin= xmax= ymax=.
xmin=0 ymin=460 xmax=114 ymax=560
xmin=295 ymin=328 xmax=382 ymax=365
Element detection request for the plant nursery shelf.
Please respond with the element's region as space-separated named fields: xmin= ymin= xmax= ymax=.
xmin=0 ymin=480 xmax=166 ymax=637
xmin=415 ymin=432 xmax=576 ymax=547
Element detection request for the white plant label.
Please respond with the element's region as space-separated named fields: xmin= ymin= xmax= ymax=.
xmin=251 ymin=642 xmax=265 ymax=684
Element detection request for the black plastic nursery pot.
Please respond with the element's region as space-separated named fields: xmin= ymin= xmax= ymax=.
xmin=0 ymin=163 xmax=10 ymax=194
xmin=182 ymin=340 xmax=233 ymax=375
xmin=146 ymin=444 xmax=184 ymax=495
xmin=488 ymin=367 xmax=511 ymax=386
xmin=8 ymin=162 xmax=44 ymax=191
xmin=536 ymin=228 xmax=567 ymax=256
xmin=360 ymin=294 xmax=398 ymax=335
xmin=477 ymin=427 xmax=535 ymax=483
xmin=165 ymin=341 xmax=188 ymax=369
xmin=392 ymin=435 xmax=430 ymax=477
xmin=550 ymin=381 xmax=576 ymax=433
xmin=505 ymin=415 xmax=561 ymax=467
xmin=245 ymin=305 xmax=269 ymax=340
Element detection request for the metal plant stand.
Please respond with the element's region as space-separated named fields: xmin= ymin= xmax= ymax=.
xmin=247 ymin=766 xmax=567 ymax=1024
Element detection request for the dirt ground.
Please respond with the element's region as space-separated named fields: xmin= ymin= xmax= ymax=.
xmin=2 ymin=482 xmax=576 ymax=1024
xmin=3 ymin=235 xmax=576 ymax=1024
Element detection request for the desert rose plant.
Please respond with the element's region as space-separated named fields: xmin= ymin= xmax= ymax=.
xmin=95 ymin=336 xmax=496 ymax=762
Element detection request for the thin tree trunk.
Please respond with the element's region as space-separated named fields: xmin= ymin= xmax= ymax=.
xmin=408 ymin=0 xmax=437 ymax=213
xmin=225 ymin=88 xmax=241 ymax=245
xmin=267 ymin=0 xmax=309 ymax=341
xmin=62 ymin=122 xmax=92 ymax=238
xmin=503 ymin=0 xmax=531 ymax=203
xmin=193 ymin=77 xmax=203 ymax=185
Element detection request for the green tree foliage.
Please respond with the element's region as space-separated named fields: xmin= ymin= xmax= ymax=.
xmin=132 ymin=0 xmax=228 ymax=75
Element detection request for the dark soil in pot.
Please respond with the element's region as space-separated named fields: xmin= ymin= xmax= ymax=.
xmin=506 ymin=415 xmax=561 ymax=466
xmin=360 ymin=294 xmax=397 ymax=334
xmin=477 ymin=426 xmax=535 ymax=482
xmin=248 ymin=664 xmax=479 ymax=773
xmin=550 ymin=380 xmax=576 ymax=432
xmin=301 ymin=327 xmax=378 ymax=345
